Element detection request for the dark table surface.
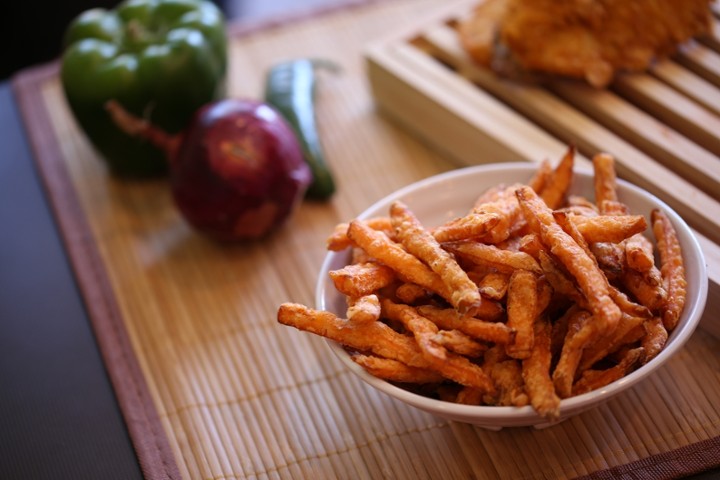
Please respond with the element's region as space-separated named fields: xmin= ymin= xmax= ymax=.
xmin=2 ymin=2 xmax=718 ymax=479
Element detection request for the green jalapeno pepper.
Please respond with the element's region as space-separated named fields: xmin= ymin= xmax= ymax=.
xmin=61 ymin=0 xmax=227 ymax=177
xmin=264 ymin=59 xmax=337 ymax=200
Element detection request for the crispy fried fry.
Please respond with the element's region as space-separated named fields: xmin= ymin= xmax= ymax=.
xmin=625 ymin=234 xmax=655 ymax=272
xmin=522 ymin=316 xmax=561 ymax=420
xmin=541 ymin=146 xmax=575 ymax=209
xmin=347 ymin=294 xmax=382 ymax=324
xmin=641 ymin=316 xmax=668 ymax=365
xmin=350 ymin=354 xmax=445 ymax=384
xmin=431 ymin=212 xmax=501 ymax=243
xmin=416 ymin=305 xmax=513 ymax=343
xmin=489 ymin=360 xmax=529 ymax=406
xmin=609 ymin=286 xmax=653 ymax=319
xmin=347 ymin=220 xmax=450 ymax=300
xmin=329 ymin=262 xmax=396 ymax=298
xmin=517 ymin=186 xmax=621 ymax=336
xmin=518 ymin=233 xmax=544 ymax=259
xmin=382 ymin=299 xmax=495 ymax=392
xmin=394 ymin=283 xmax=431 ymax=304
xmin=599 ymin=200 xmax=630 ymax=216
xmin=529 ymin=158 xmax=553 ymax=194
xmin=592 ymin=153 xmax=618 ymax=208
xmin=391 ymin=200 xmax=483 ymax=315
xmin=567 ymin=194 xmax=599 ymax=212
xmin=570 ymin=214 xmax=647 ymax=244
xmin=573 ymin=348 xmax=645 ymax=396
xmin=591 ymin=242 xmax=626 ymax=280
xmin=327 ymin=217 xmax=393 ymax=251
xmin=553 ymin=309 xmax=596 ymax=398
xmin=620 ymin=268 xmax=667 ymax=313
xmin=472 ymin=183 xmax=525 ymax=243
xmin=277 ymin=303 xmax=429 ymax=368
xmin=652 ymin=209 xmax=687 ymax=331
xmin=446 ymin=240 xmax=542 ymax=274
xmin=505 ymin=270 xmax=539 ymax=359
xmin=477 ymin=271 xmax=510 ymax=300
xmin=578 ymin=313 xmax=645 ymax=372
xmin=538 ymin=250 xmax=584 ymax=304
xmin=432 ymin=330 xmax=487 ymax=358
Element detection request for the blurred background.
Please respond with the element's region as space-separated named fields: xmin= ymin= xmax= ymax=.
xmin=1 ymin=0 xmax=341 ymax=81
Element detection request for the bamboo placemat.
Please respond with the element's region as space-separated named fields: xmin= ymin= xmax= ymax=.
xmin=12 ymin=0 xmax=720 ymax=478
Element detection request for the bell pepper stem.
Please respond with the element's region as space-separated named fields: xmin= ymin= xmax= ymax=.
xmin=104 ymin=100 xmax=180 ymax=162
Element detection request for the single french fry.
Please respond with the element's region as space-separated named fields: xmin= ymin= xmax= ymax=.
xmin=445 ymin=241 xmax=542 ymax=274
xmin=567 ymin=195 xmax=599 ymax=213
xmin=592 ymin=152 xmax=618 ymax=208
xmin=573 ymin=347 xmax=645 ymax=396
xmin=529 ymin=158 xmax=553 ymax=194
xmin=489 ymin=360 xmax=529 ymax=407
xmin=620 ymin=268 xmax=667 ymax=313
xmin=394 ymin=283 xmax=431 ymax=304
xmin=382 ymin=299 xmax=495 ymax=392
xmin=327 ymin=217 xmax=393 ymax=251
xmin=431 ymin=212 xmax=501 ymax=243
xmin=541 ymin=145 xmax=575 ymax=209
xmin=538 ymin=250 xmax=585 ymax=305
xmin=472 ymin=183 xmax=525 ymax=243
xmin=277 ymin=303 xmax=429 ymax=368
xmin=522 ymin=316 xmax=561 ymax=420
xmin=432 ymin=329 xmax=487 ymax=358
xmin=391 ymin=200 xmax=483 ymax=315
xmin=599 ymin=200 xmax=630 ymax=216
xmin=477 ymin=271 xmax=510 ymax=300
xmin=517 ymin=186 xmax=621 ymax=336
xmin=591 ymin=242 xmax=626 ymax=280
xmin=351 ymin=247 xmax=372 ymax=264
xmin=624 ymin=234 xmax=655 ymax=272
xmin=505 ymin=270 xmax=539 ymax=359
xmin=518 ymin=233 xmax=545 ymax=259
xmin=641 ymin=316 xmax=668 ymax=365
xmin=329 ymin=262 xmax=396 ymax=298
xmin=652 ymin=209 xmax=687 ymax=331
xmin=347 ymin=294 xmax=382 ymax=324
xmin=473 ymin=183 xmax=510 ymax=208
xmin=609 ymin=286 xmax=653 ymax=319
xmin=346 ymin=220 xmax=450 ymax=301
xmin=416 ymin=305 xmax=512 ymax=343
xmin=557 ymin=204 xmax=598 ymax=219
xmin=570 ymin=214 xmax=648 ymax=244
xmin=552 ymin=309 xmax=596 ymax=398
xmin=578 ymin=313 xmax=645 ymax=372
xmin=350 ymin=354 xmax=445 ymax=384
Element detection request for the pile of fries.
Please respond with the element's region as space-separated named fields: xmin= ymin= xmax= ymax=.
xmin=277 ymin=148 xmax=687 ymax=420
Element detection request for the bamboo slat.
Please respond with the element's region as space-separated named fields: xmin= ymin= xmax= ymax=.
xmin=16 ymin=0 xmax=720 ymax=479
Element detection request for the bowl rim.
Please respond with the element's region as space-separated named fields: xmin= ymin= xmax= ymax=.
xmin=315 ymin=162 xmax=708 ymax=422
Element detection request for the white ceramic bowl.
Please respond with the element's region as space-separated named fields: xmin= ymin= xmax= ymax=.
xmin=315 ymin=163 xmax=708 ymax=430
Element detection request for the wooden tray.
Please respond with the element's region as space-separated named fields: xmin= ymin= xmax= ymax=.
xmin=365 ymin=0 xmax=720 ymax=338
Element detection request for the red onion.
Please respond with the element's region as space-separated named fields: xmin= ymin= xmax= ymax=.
xmin=106 ymin=99 xmax=312 ymax=241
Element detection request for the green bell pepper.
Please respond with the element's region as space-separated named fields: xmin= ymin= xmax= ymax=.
xmin=61 ymin=0 xmax=227 ymax=176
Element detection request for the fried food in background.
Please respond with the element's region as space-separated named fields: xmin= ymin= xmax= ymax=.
xmin=459 ymin=0 xmax=713 ymax=87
